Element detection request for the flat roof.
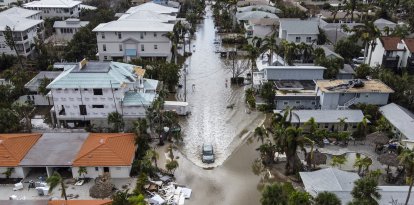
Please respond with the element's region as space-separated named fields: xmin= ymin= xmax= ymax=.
xmin=24 ymin=71 xmax=62 ymax=91
xmin=316 ymin=79 xmax=394 ymax=93
xmin=53 ymin=19 xmax=89 ymax=28
xmin=274 ymin=80 xmax=316 ymax=90
xmin=279 ymin=109 xmax=365 ymax=123
xmin=20 ymin=133 xmax=89 ymax=166
xmin=380 ymin=103 xmax=414 ymax=140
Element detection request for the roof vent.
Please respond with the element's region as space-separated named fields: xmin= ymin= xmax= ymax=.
xmin=99 ymin=138 xmax=105 ymax=144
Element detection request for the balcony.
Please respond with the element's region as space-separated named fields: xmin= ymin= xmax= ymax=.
xmin=382 ymin=55 xmax=399 ymax=69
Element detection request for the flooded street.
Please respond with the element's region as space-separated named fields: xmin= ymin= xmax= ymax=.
xmin=177 ymin=5 xmax=264 ymax=168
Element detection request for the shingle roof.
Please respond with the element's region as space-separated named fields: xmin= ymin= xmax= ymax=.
xmin=300 ymin=168 xmax=360 ymax=196
xmin=287 ymin=109 xmax=365 ymax=123
xmin=0 ymin=134 xmax=42 ymax=167
xmin=48 ymin=200 xmax=112 ymax=205
xmin=403 ymin=38 xmax=414 ymax=52
xmin=73 ymin=133 xmax=136 ymax=166
xmin=380 ymin=36 xmax=405 ymax=51
xmin=379 ymin=103 xmax=414 ymax=140
xmin=280 ymin=18 xmax=319 ymax=35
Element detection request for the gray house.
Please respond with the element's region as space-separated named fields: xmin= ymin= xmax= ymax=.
xmin=278 ymin=18 xmax=319 ymax=44
xmin=316 ymin=79 xmax=394 ymax=110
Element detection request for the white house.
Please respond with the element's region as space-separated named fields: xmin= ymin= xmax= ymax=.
xmin=280 ymin=109 xmax=365 ymax=132
xmin=72 ymin=133 xmax=136 ymax=178
xmin=0 ymin=133 xmax=42 ymax=179
xmin=379 ymin=103 xmax=414 ymax=149
xmin=316 ymin=79 xmax=394 ymax=110
xmin=244 ymin=18 xmax=278 ymax=39
xmin=23 ymin=0 xmax=82 ymax=19
xmin=46 ymin=60 xmax=159 ymax=128
xmin=125 ymin=2 xmax=179 ymax=15
xmin=0 ymin=7 xmax=44 ymax=57
xmin=402 ymin=38 xmax=414 ymax=70
xmin=279 ymin=18 xmax=319 ymax=44
xmin=23 ymin=71 xmax=62 ymax=105
xmin=93 ymin=19 xmax=174 ymax=62
xmin=373 ymin=18 xmax=397 ymax=34
xmin=53 ymin=18 xmax=89 ymax=43
xmin=367 ymin=36 xmax=406 ymax=69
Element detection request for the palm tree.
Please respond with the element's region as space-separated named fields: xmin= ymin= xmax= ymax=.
xmin=331 ymin=155 xmax=347 ymax=168
xmin=12 ymin=102 xmax=34 ymax=133
xmin=78 ymin=167 xmax=87 ymax=179
xmin=166 ymin=160 xmax=179 ymax=175
xmin=260 ymin=33 xmax=279 ymax=65
xmin=107 ymin=112 xmax=124 ymax=132
xmin=337 ymin=117 xmax=348 ymax=132
xmin=244 ymin=44 xmax=261 ymax=87
xmin=112 ymin=189 xmax=129 ymax=205
xmin=352 ymin=21 xmax=381 ymax=65
xmin=2 ymin=168 xmax=14 ymax=179
xmin=164 ymin=32 xmax=178 ymax=63
xmin=280 ymin=40 xmax=296 ymax=65
xmin=260 ymin=182 xmax=292 ymax=205
xmin=349 ymin=176 xmax=381 ymax=205
xmin=343 ymin=0 xmax=359 ymax=22
xmin=145 ymin=149 xmax=159 ymax=169
xmin=399 ymin=148 xmax=414 ymax=205
xmin=4 ymin=26 xmax=24 ymax=69
xmin=254 ymin=126 xmax=268 ymax=144
xmin=354 ymin=153 xmax=364 ymax=175
xmin=285 ymin=126 xmax=313 ymax=175
xmin=46 ymin=172 xmax=67 ymax=201
xmin=314 ymin=191 xmax=341 ymax=205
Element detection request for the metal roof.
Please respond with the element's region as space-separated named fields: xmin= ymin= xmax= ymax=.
xmin=279 ymin=18 xmax=319 ymax=35
xmin=24 ymin=0 xmax=81 ymax=8
xmin=282 ymin=109 xmax=365 ymax=123
xmin=299 ymin=168 xmax=360 ymax=196
xmin=53 ymin=18 xmax=89 ymax=28
xmin=122 ymin=91 xmax=156 ymax=106
xmin=126 ymin=2 xmax=178 ymax=14
xmin=0 ymin=15 xmax=43 ymax=32
xmin=380 ymin=103 xmax=414 ymax=140
xmin=93 ymin=20 xmax=174 ymax=32
xmin=0 ymin=7 xmax=41 ymax=18
xmin=20 ymin=133 xmax=89 ymax=166
xmin=118 ymin=10 xmax=176 ymax=22
xmin=24 ymin=71 xmax=62 ymax=92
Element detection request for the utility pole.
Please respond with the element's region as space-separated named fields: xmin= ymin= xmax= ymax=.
xmin=184 ymin=63 xmax=187 ymax=102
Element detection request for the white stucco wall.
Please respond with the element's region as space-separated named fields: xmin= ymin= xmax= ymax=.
xmin=72 ymin=166 xmax=131 ymax=178
xmin=0 ymin=167 xmax=25 ymax=178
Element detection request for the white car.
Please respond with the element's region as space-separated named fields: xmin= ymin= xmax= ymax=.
xmin=352 ymin=57 xmax=365 ymax=64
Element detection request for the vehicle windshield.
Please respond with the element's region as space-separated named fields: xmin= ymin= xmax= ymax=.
xmin=203 ymin=147 xmax=213 ymax=155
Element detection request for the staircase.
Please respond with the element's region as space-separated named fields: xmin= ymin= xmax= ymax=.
xmin=337 ymin=96 xmax=358 ymax=110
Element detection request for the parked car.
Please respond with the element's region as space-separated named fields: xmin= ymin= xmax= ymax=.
xmin=202 ymin=144 xmax=215 ymax=163
xmin=352 ymin=57 xmax=365 ymax=64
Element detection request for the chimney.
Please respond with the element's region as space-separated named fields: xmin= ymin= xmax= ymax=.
xmin=79 ymin=58 xmax=88 ymax=69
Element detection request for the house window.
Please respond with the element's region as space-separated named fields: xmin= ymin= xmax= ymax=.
xmin=324 ymin=124 xmax=329 ymax=129
xmin=101 ymin=33 xmax=105 ymax=39
xmin=103 ymin=44 xmax=106 ymax=51
xmin=311 ymin=101 xmax=316 ymax=105
xmin=154 ymin=45 xmax=158 ymax=50
xmin=154 ymin=32 xmax=157 ymax=37
xmin=79 ymin=105 xmax=87 ymax=115
xmin=306 ymin=37 xmax=312 ymax=43
xmin=283 ymin=101 xmax=289 ymax=105
xmin=141 ymin=45 xmax=145 ymax=51
xmin=93 ymin=89 xmax=103 ymax=95
xmin=104 ymin=56 xmax=108 ymax=60
xmin=295 ymin=37 xmax=301 ymax=43
xmin=92 ymin=105 xmax=104 ymax=108
xmin=95 ymin=167 xmax=99 ymax=171
xmin=365 ymin=94 xmax=369 ymax=97
xmin=118 ymin=32 xmax=122 ymax=39
xmin=83 ymin=88 xmax=88 ymax=91
xmin=119 ymin=44 xmax=123 ymax=51
xmin=140 ymin=33 xmax=144 ymax=39
xmin=295 ymin=101 xmax=300 ymax=104
xmin=74 ymin=88 xmax=79 ymax=91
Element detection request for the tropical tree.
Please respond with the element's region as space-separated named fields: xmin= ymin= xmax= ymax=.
xmin=12 ymin=102 xmax=34 ymax=133
xmin=107 ymin=111 xmax=124 ymax=132
xmin=256 ymin=142 xmax=277 ymax=165
xmin=337 ymin=117 xmax=348 ymax=132
xmin=111 ymin=189 xmax=129 ymax=205
xmin=343 ymin=0 xmax=359 ymax=22
xmin=260 ymin=182 xmax=294 ymax=205
xmin=166 ymin=160 xmax=179 ymax=175
xmin=284 ymin=126 xmax=311 ymax=175
xmin=348 ymin=175 xmax=381 ymax=205
xmin=2 ymin=168 xmax=14 ymax=179
xmin=353 ymin=116 xmax=369 ymax=140
xmin=164 ymin=32 xmax=178 ymax=63
xmin=280 ymin=40 xmax=297 ymax=65
xmin=354 ymin=64 xmax=371 ymax=79
xmin=288 ymin=191 xmax=312 ymax=205
xmin=78 ymin=167 xmax=87 ymax=179
xmin=351 ymin=21 xmax=381 ymax=65
xmin=244 ymin=43 xmax=261 ymax=86
xmin=128 ymin=194 xmax=146 ymax=205
xmin=145 ymin=149 xmax=159 ymax=169
xmin=260 ymin=82 xmax=276 ymax=106
xmin=0 ymin=108 xmax=21 ymax=133
xmin=260 ymin=33 xmax=279 ymax=65
xmin=254 ymin=126 xmax=268 ymax=144
xmin=4 ymin=26 xmax=23 ymax=69
xmin=399 ymin=148 xmax=414 ymax=205
xmin=331 ymin=155 xmax=347 ymax=168
xmin=46 ymin=172 xmax=67 ymax=201
xmin=354 ymin=153 xmax=364 ymax=175
xmin=314 ymin=191 xmax=341 ymax=205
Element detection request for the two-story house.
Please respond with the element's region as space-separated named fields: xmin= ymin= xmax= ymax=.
xmin=46 ymin=59 xmax=159 ymax=128
xmin=53 ymin=18 xmax=89 ymax=43
xmin=125 ymin=1 xmax=179 ymax=15
xmin=93 ymin=8 xmax=176 ymax=62
xmin=279 ymin=18 xmax=319 ymax=44
xmin=0 ymin=7 xmax=44 ymax=57
xmin=316 ymin=79 xmax=394 ymax=110
xmin=367 ymin=36 xmax=406 ymax=69
xmin=403 ymin=38 xmax=414 ymax=70
xmin=24 ymin=0 xmax=81 ymax=19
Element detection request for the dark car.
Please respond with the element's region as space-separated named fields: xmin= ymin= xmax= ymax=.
xmin=202 ymin=144 xmax=215 ymax=163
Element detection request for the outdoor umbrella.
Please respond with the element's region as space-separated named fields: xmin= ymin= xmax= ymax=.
xmin=378 ymin=152 xmax=399 ymax=175
xmin=366 ymin=132 xmax=389 ymax=145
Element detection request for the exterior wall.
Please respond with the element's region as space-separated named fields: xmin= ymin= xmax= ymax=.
xmin=96 ymin=31 xmax=172 ymax=62
xmin=320 ymin=91 xmax=390 ymax=109
xmin=297 ymin=122 xmax=359 ymax=132
xmin=0 ymin=167 xmax=25 ymax=178
xmin=24 ymin=4 xmax=80 ymax=19
xmin=72 ymin=166 xmax=131 ymax=178
xmin=55 ymin=27 xmax=81 ymax=41
xmin=18 ymin=94 xmax=53 ymax=106
xmin=264 ymin=68 xmax=324 ymax=80
xmin=284 ymin=33 xmax=318 ymax=44
xmin=0 ymin=22 xmax=43 ymax=57
xmin=252 ymin=25 xmax=273 ymax=39
xmin=0 ymin=0 xmax=18 ymax=6
xmin=275 ymin=99 xmax=318 ymax=110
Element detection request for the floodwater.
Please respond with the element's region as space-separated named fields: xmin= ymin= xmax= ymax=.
xmin=177 ymin=5 xmax=264 ymax=168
